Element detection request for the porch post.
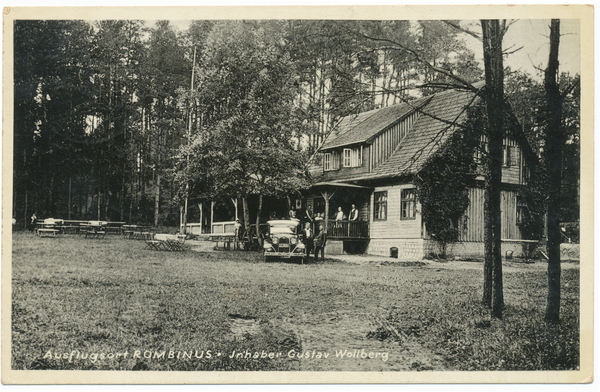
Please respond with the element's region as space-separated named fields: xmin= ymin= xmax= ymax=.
xmin=323 ymin=191 xmax=329 ymax=232
xmin=198 ymin=202 xmax=203 ymax=234
xmin=231 ymin=197 xmax=238 ymax=220
xmin=320 ymin=189 xmax=335 ymax=233
xmin=180 ymin=205 xmax=184 ymax=233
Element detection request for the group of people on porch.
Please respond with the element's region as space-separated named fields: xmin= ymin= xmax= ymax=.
xmin=289 ymin=204 xmax=360 ymax=226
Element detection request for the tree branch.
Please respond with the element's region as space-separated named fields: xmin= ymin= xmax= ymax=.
xmin=444 ymin=20 xmax=481 ymax=41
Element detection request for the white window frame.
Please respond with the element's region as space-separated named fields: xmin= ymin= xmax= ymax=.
xmin=374 ymin=191 xmax=387 ymax=221
xmin=401 ymin=188 xmax=416 ymax=220
xmin=324 ymin=153 xmax=332 ymax=171
xmin=343 ymin=148 xmax=352 ymax=167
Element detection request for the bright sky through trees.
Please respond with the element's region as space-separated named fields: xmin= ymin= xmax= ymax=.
xmin=166 ymin=18 xmax=581 ymax=80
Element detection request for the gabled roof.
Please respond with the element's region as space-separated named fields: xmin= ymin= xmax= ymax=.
xmin=319 ymin=95 xmax=432 ymax=151
xmin=372 ymin=87 xmax=480 ymax=178
xmin=324 ymin=85 xmax=485 ymax=183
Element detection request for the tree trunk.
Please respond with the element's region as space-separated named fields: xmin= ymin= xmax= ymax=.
xmin=154 ymin=172 xmax=161 ymax=227
xmin=255 ymin=194 xmax=264 ymax=246
xmin=481 ymin=20 xmax=505 ymax=318
xmin=104 ymin=192 xmax=110 ymax=221
xmin=544 ymin=19 xmax=562 ymax=324
xmin=242 ymin=196 xmax=251 ymax=241
xmin=97 ymin=191 xmax=101 ymax=220
xmin=68 ymin=177 xmax=72 ymax=220
xmin=120 ymin=164 xmax=126 ymax=222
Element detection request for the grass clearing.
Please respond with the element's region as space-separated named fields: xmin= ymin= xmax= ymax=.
xmin=11 ymin=232 xmax=579 ymax=371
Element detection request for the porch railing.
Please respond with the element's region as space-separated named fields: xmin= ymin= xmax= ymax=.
xmin=212 ymin=221 xmax=236 ymax=234
xmin=327 ymin=220 xmax=369 ymax=239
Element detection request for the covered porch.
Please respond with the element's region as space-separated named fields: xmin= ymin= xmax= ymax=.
xmin=308 ymin=182 xmax=371 ymax=240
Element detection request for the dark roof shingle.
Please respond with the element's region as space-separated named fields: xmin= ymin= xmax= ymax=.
xmin=325 ymin=86 xmax=483 ymax=183
xmin=320 ymin=96 xmax=431 ymax=151
xmin=372 ymin=88 xmax=479 ymax=178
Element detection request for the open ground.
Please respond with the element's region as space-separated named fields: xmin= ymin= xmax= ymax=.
xmin=11 ymin=232 xmax=579 ymax=371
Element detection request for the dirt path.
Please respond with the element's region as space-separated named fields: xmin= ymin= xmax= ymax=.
xmin=278 ymin=311 xmax=443 ymax=371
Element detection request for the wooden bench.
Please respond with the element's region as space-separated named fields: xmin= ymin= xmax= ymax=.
xmin=209 ymin=234 xmax=245 ymax=250
xmin=84 ymin=230 xmax=106 ymax=239
xmin=61 ymin=225 xmax=80 ymax=234
xmin=37 ymin=228 xmax=59 ymax=237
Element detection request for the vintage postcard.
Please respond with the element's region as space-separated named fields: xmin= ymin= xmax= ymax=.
xmin=2 ymin=4 xmax=593 ymax=385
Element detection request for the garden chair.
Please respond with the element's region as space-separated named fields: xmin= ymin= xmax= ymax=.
xmin=144 ymin=233 xmax=164 ymax=251
xmin=166 ymin=234 xmax=186 ymax=251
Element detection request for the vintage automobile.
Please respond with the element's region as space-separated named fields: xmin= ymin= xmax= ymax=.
xmin=263 ymin=219 xmax=306 ymax=263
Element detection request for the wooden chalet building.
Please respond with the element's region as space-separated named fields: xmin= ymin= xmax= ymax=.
xmin=306 ymin=85 xmax=537 ymax=259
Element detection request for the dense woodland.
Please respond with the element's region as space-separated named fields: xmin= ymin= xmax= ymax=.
xmin=13 ymin=20 xmax=579 ymax=230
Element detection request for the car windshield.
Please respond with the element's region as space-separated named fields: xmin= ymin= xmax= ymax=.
xmin=270 ymin=226 xmax=296 ymax=235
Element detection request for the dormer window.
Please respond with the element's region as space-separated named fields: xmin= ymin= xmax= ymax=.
xmin=324 ymin=151 xmax=341 ymax=171
xmin=324 ymin=153 xmax=332 ymax=171
xmin=343 ymin=147 xmax=362 ymax=168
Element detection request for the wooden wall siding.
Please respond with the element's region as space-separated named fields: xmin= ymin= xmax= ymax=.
xmin=459 ymin=187 xmax=522 ymax=242
xmin=358 ymin=201 xmax=369 ymax=223
xmin=475 ymin=137 xmax=527 ymax=185
xmin=306 ymin=195 xmax=314 ymax=211
xmin=500 ymin=190 xmax=521 ymax=240
xmin=370 ymin=185 xmax=422 ymax=240
xmin=370 ymin=112 xmax=419 ymax=171
xmin=459 ymin=187 xmax=485 ymax=242
xmin=502 ymin=137 xmax=521 ymax=185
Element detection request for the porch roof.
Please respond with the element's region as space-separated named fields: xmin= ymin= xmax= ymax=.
xmin=310 ymin=181 xmax=372 ymax=190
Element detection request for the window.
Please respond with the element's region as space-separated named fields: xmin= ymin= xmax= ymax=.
xmin=314 ymin=198 xmax=325 ymax=214
xmin=502 ymin=145 xmax=510 ymax=167
xmin=510 ymin=146 xmax=518 ymax=166
xmin=352 ymin=147 xmax=362 ymax=167
xmin=516 ymin=197 xmax=528 ymax=225
xmin=401 ymin=188 xmax=416 ymax=220
xmin=502 ymin=144 xmax=517 ymax=167
xmin=474 ymin=136 xmax=488 ymax=164
xmin=374 ymin=191 xmax=387 ymax=221
xmin=521 ymin=161 xmax=530 ymax=185
xmin=343 ymin=147 xmax=362 ymax=168
xmin=343 ymin=149 xmax=352 ymax=167
xmin=324 ymin=153 xmax=332 ymax=171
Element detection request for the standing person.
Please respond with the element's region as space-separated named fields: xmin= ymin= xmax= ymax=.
xmin=304 ymin=205 xmax=314 ymax=228
xmin=314 ymin=223 xmax=327 ymax=263
xmin=335 ymin=207 xmax=344 ymax=221
xmin=29 ymin=212 xmax=37 ymax=232
xmin=302 ymin=222 xmax=314 ymax=257
xmin=349 ymin=204 xmax=359 ymax=221
xmin=314 ymin=213 xmax=324 ymax=233
xmin=234 ymin=219 xmax=242 ymax=241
